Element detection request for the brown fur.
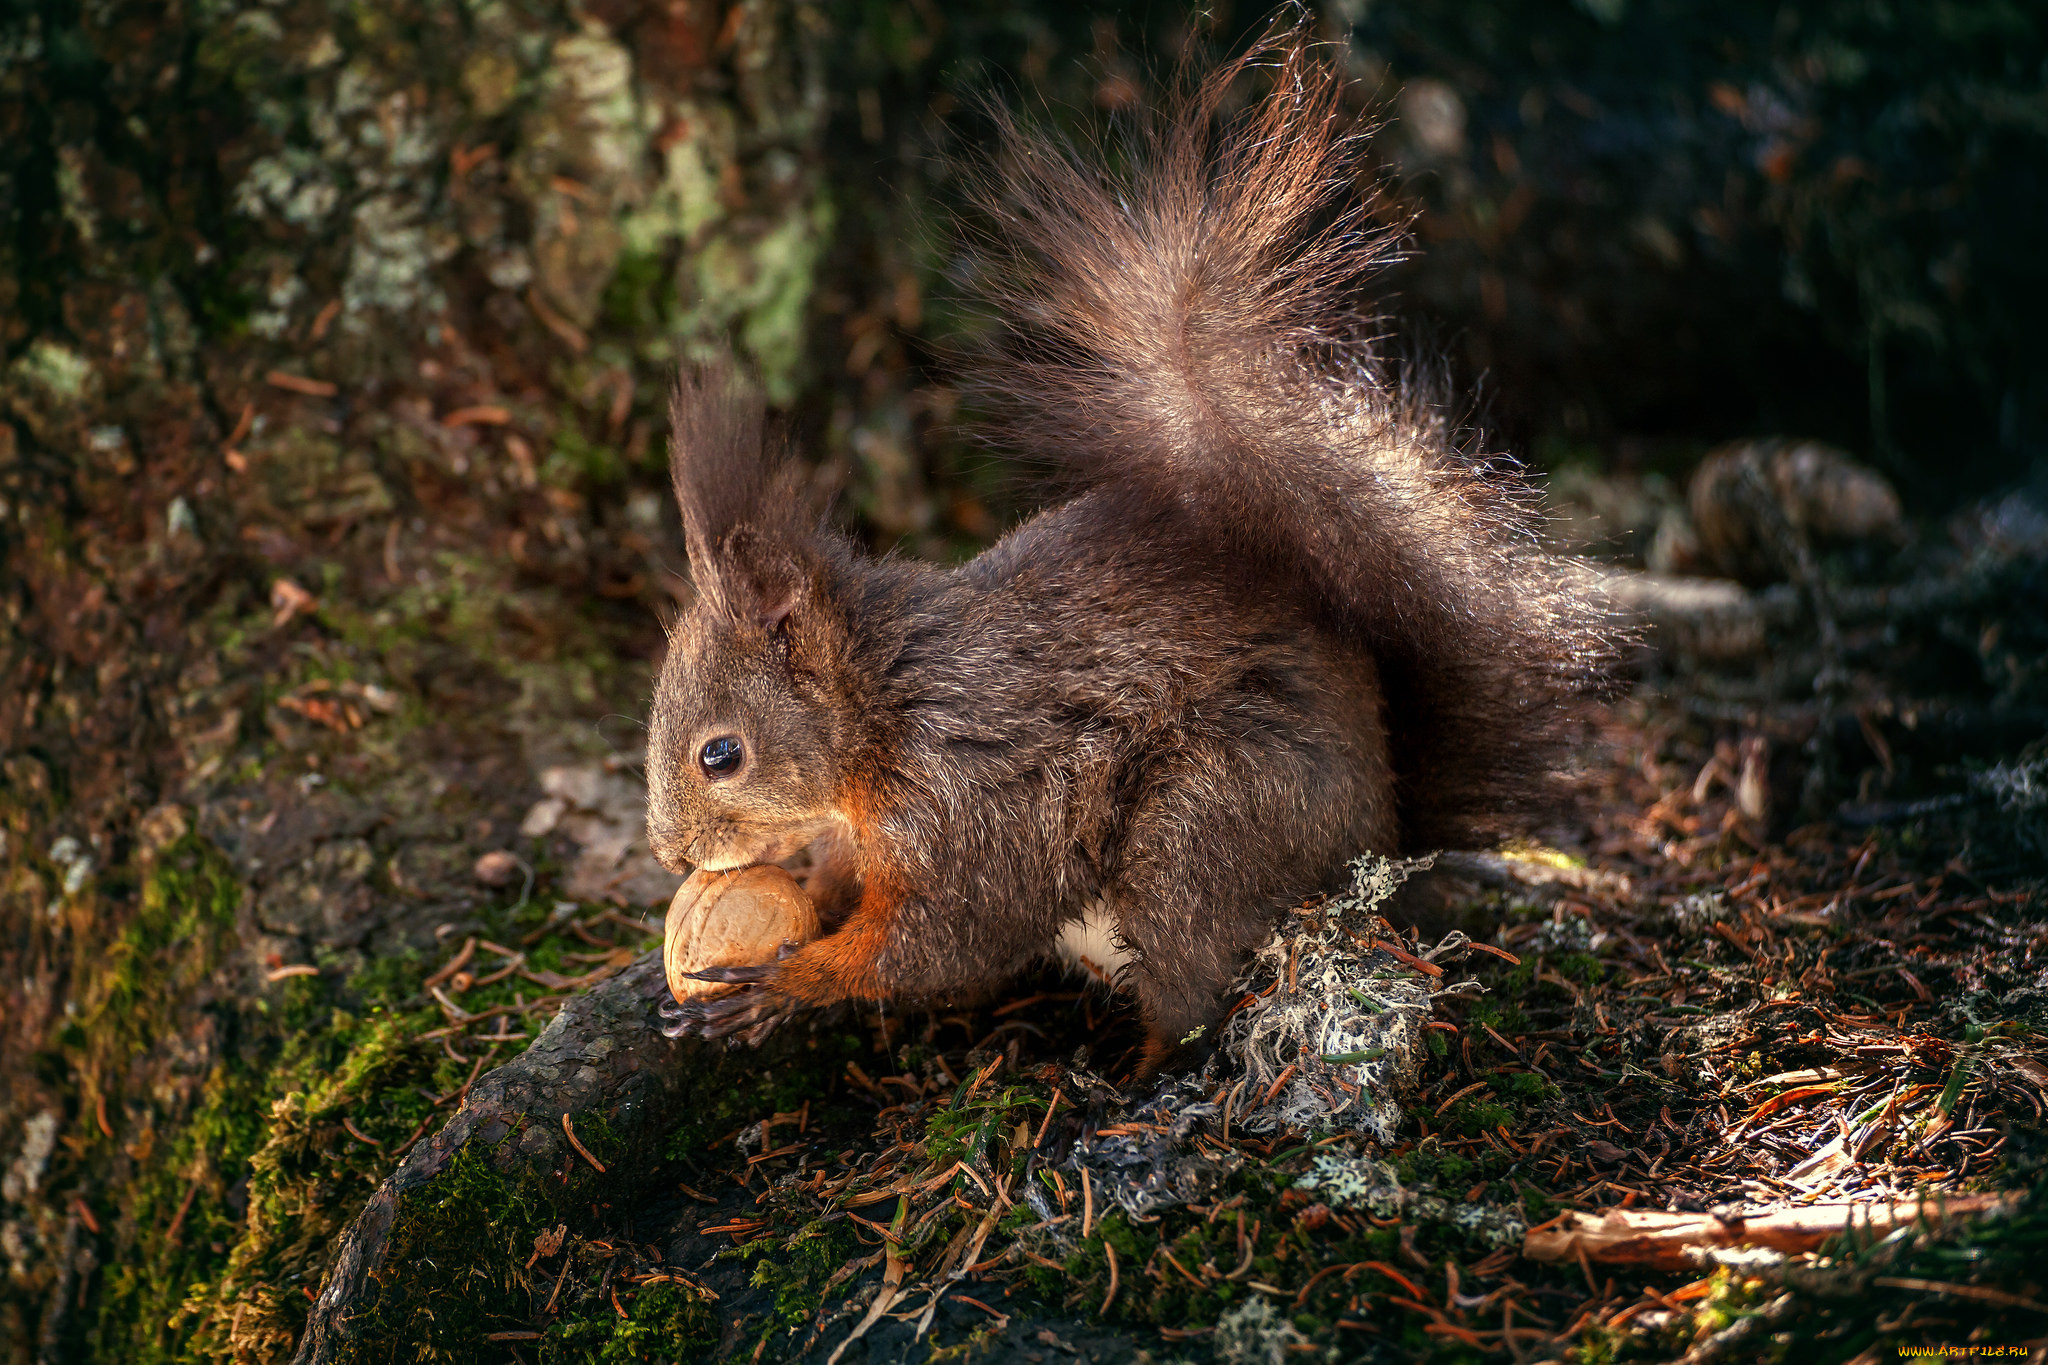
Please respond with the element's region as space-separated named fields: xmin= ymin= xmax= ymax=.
xmin=646 ymin=30 xmax=1617 ymax=1058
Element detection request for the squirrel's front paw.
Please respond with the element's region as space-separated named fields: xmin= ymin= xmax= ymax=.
xmin=659 ymin=939 xmax=805 ymax=1045
xmin=660 ymin=972 xmax=798 ymax=1047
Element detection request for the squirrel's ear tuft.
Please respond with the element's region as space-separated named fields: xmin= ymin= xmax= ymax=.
xmin=668 ymin=359 xmax=818 ymax=626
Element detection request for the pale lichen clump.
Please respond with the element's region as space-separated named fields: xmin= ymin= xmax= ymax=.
xmin=1031 ymin=854 xmax=1484 ymax=1232
xmin=1218 ymin=853 xmax=1442 ymax=1141
xmin=1212 ymin=1297 xmax=1318 ymax=1364
xmin=1039 ymin=1075 xmax=1238 ymax=1232
xmin=1295 ymin=1150 xmax=1528 ymax=1251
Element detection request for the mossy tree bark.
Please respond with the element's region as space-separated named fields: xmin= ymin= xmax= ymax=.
xmin=292 ymin=955 xmax=782 ymax=1364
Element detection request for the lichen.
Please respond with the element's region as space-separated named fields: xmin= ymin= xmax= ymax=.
xmin=8 ymin=339 xmax=93 ymax=402
xmin=342 ymin=192 xmax=457 ymax=321
xmin=678 ymin=198 xmax=835 ymax=403
xmin=1212 ymin=1297 xmax=1314 ymax=1365
xmin=1294 ymin=1151 xmax=1527 ymax=1251
xmin=233 ymin=148 xmax=341 ymax=227
xmin=1218 ymin=854 xmax=1438 ymax=1140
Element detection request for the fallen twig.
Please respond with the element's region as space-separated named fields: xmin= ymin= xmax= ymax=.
xmin=1523 ymin=1194 xmax=2018 ymax=1270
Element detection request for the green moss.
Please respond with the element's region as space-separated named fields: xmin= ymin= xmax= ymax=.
xmin=68 ymin=835 xmax=249 ymax=1357
xmin=539 ymin=1281 xmax=718 ymax=1364
xmin=1465 ymin=995 xmax=1531 ymax=1037
xmin=74 ymin=835 xmax=470 ymax=1361
xmin=319 ymin=551 xmax=519 ymax=662
xmin=87 ymin=1063 xmax=264 ymax=1363
xmin=334 ymin=1143 xmax=560 ymax=1359
xmin=70 ymin=831 xmax=627 ymax=1362
xmin=546 ymin=423 xmax=626 ymax=489
xmin=600 ymin=248 xmax=675 ymax=336
xmin=745 ymin=1219 xmax=861 ymax=1336
xmin=80 ymin=834 xmax=241 ymax=1054
xmin=1440 ymin=1097 xmax=1516 ymax=1137
xmin=171 ymin=1003 xmax=455 ymax=1361
xmin=1498 ymin=1071 xmax=1556 ymax=1103
xmin=1394 ymin=1142 xmax=1472 ymax=1189
xmin=1558 ymin=952 xmax=1608 ymax=985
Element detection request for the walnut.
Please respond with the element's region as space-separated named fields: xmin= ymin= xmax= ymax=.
xmin=662 ymin=865 xmax=818 ymax=1003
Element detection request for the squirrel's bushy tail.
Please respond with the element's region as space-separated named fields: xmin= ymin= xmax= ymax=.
xmin=965 ymin=28 xmax=1618 ymax=849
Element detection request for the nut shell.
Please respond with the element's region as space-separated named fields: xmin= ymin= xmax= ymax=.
xmin=663 ymin=865 xmax=818 ymax=1004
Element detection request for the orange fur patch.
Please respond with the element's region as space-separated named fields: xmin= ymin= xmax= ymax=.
xmin=776 ymin=869 xmax=904 ymax=1004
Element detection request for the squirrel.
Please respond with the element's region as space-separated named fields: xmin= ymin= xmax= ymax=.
xmin=645 ymin=32 xmax=1616 ymax=1070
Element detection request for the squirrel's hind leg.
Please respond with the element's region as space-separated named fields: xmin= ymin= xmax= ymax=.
xmin=1109 ymin=720 xmax=1395 ymax=1076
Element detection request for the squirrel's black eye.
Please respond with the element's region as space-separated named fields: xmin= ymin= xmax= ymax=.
xmin=699 ymin=736 xmax=744 ymax=779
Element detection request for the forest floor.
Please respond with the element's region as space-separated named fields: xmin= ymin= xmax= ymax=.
xmin=160 ymin=677 xmax=2044 ymax=1364
xmin=483 ymin=688 xmax=2048 ymax=1365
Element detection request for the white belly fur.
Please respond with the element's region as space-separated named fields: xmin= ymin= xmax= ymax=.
xmin=1054 ymin=899 xmax=1132 ymax=989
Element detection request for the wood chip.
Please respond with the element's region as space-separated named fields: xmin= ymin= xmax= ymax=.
xmin=224 ymin=401 xmax=255 ymax=449
xmin=1375 ymin=939 xmax=1446 ymax=977
xmin=526 ymin=291 xmax=588 ymax=353
xmin=953 ymin=1293 xmax=1010 ymax=1327
xmin=165 ymin=1181 xmax=199 ymax=1246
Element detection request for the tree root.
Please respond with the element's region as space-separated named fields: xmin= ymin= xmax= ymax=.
xmin=292 ymin=953 xmax=782 ymax=1364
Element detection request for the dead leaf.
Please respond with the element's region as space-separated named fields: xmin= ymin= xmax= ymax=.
xmin=270 ymin=577 xmax=318 ymax=627
xmin=525 ymin=1223 xmax=568 ymax=1268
